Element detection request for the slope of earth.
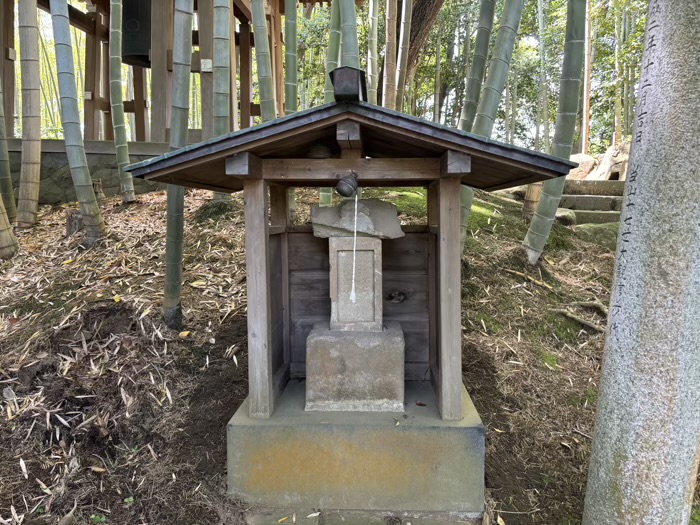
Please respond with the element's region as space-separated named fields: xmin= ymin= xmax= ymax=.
xmin=0 ymin=188 xmax=697 ymax=525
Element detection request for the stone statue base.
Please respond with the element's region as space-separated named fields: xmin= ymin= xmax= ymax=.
xmin=305 ymin=321 xmax=405 ymax=412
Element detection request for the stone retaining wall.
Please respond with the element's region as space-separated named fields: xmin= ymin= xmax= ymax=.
xmin=8 ymin=139 xmax=169 ymax=204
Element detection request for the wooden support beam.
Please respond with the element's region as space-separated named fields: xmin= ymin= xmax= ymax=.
xmin=437 ymin=175 xmax=463 ymax=421
xmin=150 ymin=0 xmax=174 ymax=142
xmin=132 ymin=66 xmax=149 ymax=141
xmin=337 ymin=121 xmax=362 ymax=159
xmin=239 ymin=22 xmax=252 ymax=128
xmin=226 ymin=152 xmax=263 ymax=177
xmin=270 ymin=3 xmax=284 ymax=117
xmin=441 ymin=150 xmax=472 ymax=177
xmin=269 ymin=184 xmax=289 ymax=228
xmin=261 ymin=158 xmax=440 ymax=182
xmin=427 ymin=181 xmax=440 ymax=395
xmin=198 ymin=0 xmax=214 ymax=140
xmin=83 ymin=12 xmax=102 ymax=140
xmin=233 ymin=0 xmax=252 ymax=22
xmin=244 ymin=177 xmax=275 ymax=418
xmin=1 ymin=1 xmax=15 ymax=137
xmin=37 ymin=0 xmax=94 ymax=33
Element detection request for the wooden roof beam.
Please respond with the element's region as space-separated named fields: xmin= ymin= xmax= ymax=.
xmin=337 ymin=121 xmax=362 ymax=159
xmin=37 ymin=0 xmax=94 ymax=34
xmin=441 ymin=150 xmax=472 ymax=177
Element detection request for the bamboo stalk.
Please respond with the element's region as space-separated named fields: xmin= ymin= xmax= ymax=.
xmin=0 ymin=193 xmax=16 ymax=259
xmin=0 ymin=70 xmax=16 ymax=222
xmin=49 ymin=0 xmax=107 ymax=244
xmin=522 ymin=0 xmax=586 ymax=265
xmin=382 ymin=0 xmax=397 ymax=110
xmin=284 ymin=0 xmax=297 ymax=114
xmin=109 ymin=0 xmax=136 ymax=204
xmin=212 ymin=0 xmax=233 ymax=202
xmin=472 ymin=0 xmax=526 ymax=139
xmin=251 ymin=0 xmax=275 ymax=122
xmin=459 ymin=0 xmax=495 ymax=133
xmin=16 ymin=0 xmax=42 ymax=228
xmin=324 ymin=0 xmax=341 ymax=103
xmin=367 ymin=0 xmax=379 ymax=104
xmin=163 ymin=0 xmax=195 ymax=329
xmin=395 ymin=0 xmax=413 ymax=110
xmin=339 ymin=0 xmax=360 ymax=69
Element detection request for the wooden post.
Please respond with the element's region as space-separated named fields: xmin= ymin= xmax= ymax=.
xmin=198 ymin=0 xmax=214 ymax=140
xmin=132 ymin=66 xmax=150 ymax=141
xmin=150 ymin=0 xmax=173 ymax=142
xmin=1 ymin=1 xmax=15 ymax=137
xmin=84 ymin=11 xmax=102 ymax=140
xmin=270 ymin=0 xmax=284 ymax=116
xmin=244 ymin=175 xmax=274 ymax=419
xmin=101 ymin=25 xmax=113 ymax=141
xmin=427 ymin=181 xmax=439 ymax=394
xmin=239 ymin=21 xmax=251 ymax=128
xmin=437 ymin=174 xmax=463 ymax=421
xmin=269 ymin=184 xmax=290 ymax=365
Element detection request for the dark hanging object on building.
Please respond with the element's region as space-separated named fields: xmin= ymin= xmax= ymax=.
xmin=122 ymin=0 xmax=152 ymax=68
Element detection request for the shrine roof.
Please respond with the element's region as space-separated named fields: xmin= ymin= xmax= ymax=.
xmin=126 ymin=100 xmax=575 ymax=193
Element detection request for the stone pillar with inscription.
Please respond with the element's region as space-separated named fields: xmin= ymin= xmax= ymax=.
xmin=305 ymin=199 xmax=406 ymax=412
xmin=582 ymin=1 xmax=700 ymax=523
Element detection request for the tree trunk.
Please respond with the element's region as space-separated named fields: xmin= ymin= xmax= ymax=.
xmin=367 ymin=0 xmax=379 ymax=104
xmin=395 ymin=0 xmax=413 ymax=111
xmin=324 ymin=0 xmax=341 ymax=103
xmin=50 ymin=0 xmax=107 ymax=244
xmin=163 ymin=0 xmax=194 ymax=329
xmin=284 ymin=0 xmax=297 ymax=114
xmin=458 ymin=0 xmax=495 ymax=132
xmin=472 ymin=0 xmax=525 ymax=139
xmin=109 ymin=0 xmax=137 ymax=204
xmin=582 ymin=2 xmax=700 ymax=522
xmin=340 ymin=0 xmax=359 ymax=69
xmin=382 ymin=0 xmax=397 ymax=110
xmin=16 ymin=0 xmax=42 ymax=228
xmin=0 ymin=72 xmax=16 ymax=222
xmin=521 ymin=0 xmax=585 ymax=265
xmin=252 ymin=0 xmax=275 ymax=121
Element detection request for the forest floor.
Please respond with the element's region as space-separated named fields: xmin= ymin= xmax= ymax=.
xmin=0 ymin=188 xmax=697 ymax=525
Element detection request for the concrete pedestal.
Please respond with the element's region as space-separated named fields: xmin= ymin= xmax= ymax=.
xmin=227 ymin=381 xmax=485 ymax=521
xmin=305 ymin=321 xmax=405 ymax=412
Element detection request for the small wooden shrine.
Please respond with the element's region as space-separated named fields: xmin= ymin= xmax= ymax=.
xmin=126 ymin=68 xmax=574 ymax=523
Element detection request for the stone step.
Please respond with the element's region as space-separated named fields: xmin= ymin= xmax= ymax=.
xmin=560 ymin=194 xmax=623 ymax=211
xmin=564 ymin=179 xmax=626 ymax=196
xmin=574 ymin=210 xmax=621 ymax=224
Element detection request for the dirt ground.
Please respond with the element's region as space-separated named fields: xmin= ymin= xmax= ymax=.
xmin=0 ymin=189 xmax=697 ymax=525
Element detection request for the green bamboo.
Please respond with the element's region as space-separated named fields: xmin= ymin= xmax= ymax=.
xmin=50 ymin=0 xmax=107 ymax=244
xmin=0 ymin=72 xmax=16 ymax=222
xmin=458 ymin=0 xmax=495 ymax=132
xmin=163 ymin=0 xmax=194 ymax=329
xmin=284 ymin=0 xmax=297 ymax=114
xmin=459 ymin=0 xmax=524 ymax=251
xmin=324 ymin=0 xmax=341 ymax=103
xmin=522 ymin=0 xmax=586 ymax=265
xmin=320 ymin=1 xmax=342 ymax=207
xmin=251 ymin=0 xmax=276 ymax=122
xmin=109 ymin=0 xmax=137 ymax=204
xmin=339 ymin=0 xmax=359 ymax=68
xmin=367 ymin=0 xmax=379 ymax=104
xmin=382 ymin=0 xmax=398 ymax=109
xmin=16 ymin=0 xmax=42 ymax=228
xmin=213 ymin=0 xmax=231 ymax=134
xmin=395 ymin=0 xmax=413 ymax=110
xmin=212 ymin=0 xmax=233 ymax=201
xmin=472 ymin=0 xmax=525 ymax=138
